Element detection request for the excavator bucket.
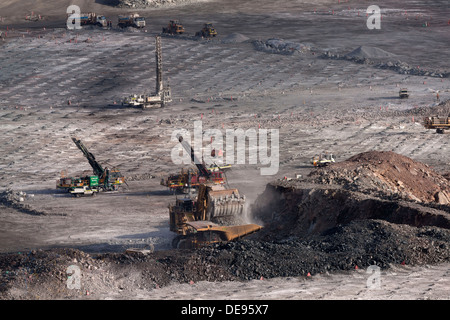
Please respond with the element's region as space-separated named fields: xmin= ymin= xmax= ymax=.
xmin=203 ymin=187 xmax=246 ymax=221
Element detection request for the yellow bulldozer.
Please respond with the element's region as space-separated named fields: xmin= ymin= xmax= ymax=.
xmin=162 ymin=20 xmax=185 ymax=34
xmin=195 ymin=22 xmax=217 ymax=38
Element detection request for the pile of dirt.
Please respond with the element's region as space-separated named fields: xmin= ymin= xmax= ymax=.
xmin=221 ymin=33 xmax=250 ymax=44
xmin=0 ymin=189 xmax=49 ymax=216
xmin=345 ymin=46 xmax=397 ymax=60
xmin=202 ymin=219 xmax=450 ymax=280
xmin=252 ymin=38 xmax=310 ymax=55
xmin=321 ymin=47 xmax=449 ymax=78
xmin=250 ymin=151 xmax=450 ymax=238
xmin=308 ymin=151 xmax=450 ymax=204
xmin=0 ymin=248 xmax=103 ymax=299
xmin=405 ymin=99 xmax=450 ymax=118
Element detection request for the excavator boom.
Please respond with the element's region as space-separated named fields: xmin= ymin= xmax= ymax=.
xmin=177 ymin=134 xmax=210 ymax=178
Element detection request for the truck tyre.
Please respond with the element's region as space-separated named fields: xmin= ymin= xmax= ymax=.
xmin=172 ymin=235 xmax=182 ymax=248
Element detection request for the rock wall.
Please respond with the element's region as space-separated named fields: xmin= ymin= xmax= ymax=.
xmin=251 ymin=151 xmax=450 ymax=240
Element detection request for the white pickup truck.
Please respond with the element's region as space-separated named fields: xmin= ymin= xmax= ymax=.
xmin=70 ymin=186 xmax=98 ymax=197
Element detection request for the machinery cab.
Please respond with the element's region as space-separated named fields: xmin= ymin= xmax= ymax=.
xmin=96 ymin=15 xmax=107 ymax=27
xmin=134 ymin=16 xmax=146 ymax=28
xmin=399 ymin=88 xmax=409 ymax=99
xmin=169 ymin=197 xmax=197 ymax=234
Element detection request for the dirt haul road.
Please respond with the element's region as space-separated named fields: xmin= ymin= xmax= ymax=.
xmin=0 ymin=0 xmax=449 ymax=300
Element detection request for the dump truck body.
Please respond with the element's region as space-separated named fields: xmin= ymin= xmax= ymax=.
xmin=173 ymin=221 xmax=262 ymax=249
xmin=169 ymin=185 xmax=247 ymax=236
xmin=168 ymin=184 xmax=258 ymax=249
xmin=424 ymin=116 xmax=450 ymax=133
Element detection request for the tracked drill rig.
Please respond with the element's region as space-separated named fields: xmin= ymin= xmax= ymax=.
xmin=168 ymin=134 xmax=261 ymax=249
xmin=71 ymin=137 xmax=125 ymax=191
xmin=122 ymin=36 xmax=172 ymax=109
xmin=57 ymin=137 xmax=125 ymax=194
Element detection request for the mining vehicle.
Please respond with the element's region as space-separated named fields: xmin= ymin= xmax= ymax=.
xmin=161 ymin=135 xmax=228 ymax=193
xmin=423 ymin=116 xmax=450 ymax=134
xmin=118 ymin=14 xmax=145 ymax=28
xmin=162 ymin=20 xmax=185 ymax=34
xmin=25 ymin=13 xmax=43 ymax=22
xmin=172 ymin=220 xmax=262 ymax=249
xmin=195 ymin=23 xmax=217 ymax=38
xmin=71 ymin=137 xmax=125 ymax=191
xmin=80 ymin=13 xmax=107 ymax=27
xmin=70 ymin=185 xmax=99 ymax=197
xmin=311 ymin=153 xmax=335 ymax=167
xmin=399 ymin=88 xmax=409 ymax=99
xmin=122 ymin=36 xmax=172 ymax=109
xmin=67 ymin=175 xmax=99 ymax=197
xmin=56 ymin=137 xmax=125 ymax=192
xmin=66 ymin=12 xmax=107 ymax=27
xmin=161 ymin=165 xmax=230 ymax=193
xmin=169 ymin=184 xmax=260 ymax=249
xmin=168 ymin=134 xmax=261 ymax=248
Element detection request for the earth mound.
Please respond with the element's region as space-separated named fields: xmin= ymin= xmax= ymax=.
xmin=308 ymin=150 xmax=450 ymax=204
xmin=251 ymin=151 xmax=450 ymax=238
xmin=221 ymin=33 xmax=250 ymax=44
xmin=345 ymin=46 xmax=397 ymax=60
xmin=252 ymin=38 xmax=310 ymax=55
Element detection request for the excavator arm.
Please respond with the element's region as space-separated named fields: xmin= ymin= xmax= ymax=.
xmin=176 ymin=134 xmax=211 ymax=179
